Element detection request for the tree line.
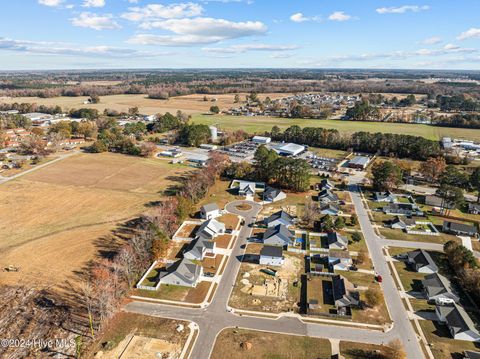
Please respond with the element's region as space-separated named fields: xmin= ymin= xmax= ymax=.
xmin=270 ymin=125 xmax=441 ymax=161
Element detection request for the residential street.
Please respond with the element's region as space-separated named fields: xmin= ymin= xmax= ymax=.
xmin=124 ymin=196 xmax=422 ymax=359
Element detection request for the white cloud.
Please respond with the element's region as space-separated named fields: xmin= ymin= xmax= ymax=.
xmin=270 ymin=53 xmax=294 ymax=59
xmin=82 ymin=0 xmax=105 ymax=8
xmin=130 ymin=17 xmax=267 ymax=45
xmin=376 ymin=5 xmax=430 ymax=14
xmin=458 ymin=28 xmax=480 ymax=40
xmin=202 ymin=43 xmax=299 ymax=54
xmin=290 ymin=12 xmax=322 ymax=23
xmin=0 ymin=37 xmax=168 ymax=58
xmin=290 ymin=13 xmax=309 ymax=23
xmin=422 ymin=36 xmax=441 ymax=45
xmin=122 ymin=3 xmax=203 ymax=22
xmin=328 ymin=11 xmax=351 ymax=22
xmin=38 ymin=0 xmax=64 ymax=6
xmin=71 ymin=12 xmax=121 ymax=30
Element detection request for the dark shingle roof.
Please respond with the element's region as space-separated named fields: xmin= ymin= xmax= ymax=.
xmin=407 ymin=249 xmax=438 ymax=271
xmin=260 ymin=245 xmax=283 ymax=258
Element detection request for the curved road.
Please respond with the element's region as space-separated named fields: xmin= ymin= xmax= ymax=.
xmin=125 ymin=196 xmax=424 ymax=358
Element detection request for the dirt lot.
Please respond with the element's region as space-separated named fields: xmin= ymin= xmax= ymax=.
xmin=229 ymin=249 xmax=303 ymax=313
xmin=211 ymin=328 xmax=331 ymax=359
xmin=86 ymin=312 xmax=190 ymax=359
xmin=0 ymin=92 xmax=291 ymax=115
xmin=0 ymin=152 xmax=189 ymax=288
xmin=339 ymin=341 xmax=397 ymax=359
xmin=215 ymin=234 xmax=234 ymax=249
xmin=176 ymin=223 xmax=200 ymax=239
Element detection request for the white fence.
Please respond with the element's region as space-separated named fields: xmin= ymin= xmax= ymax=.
xmin=405 ymin=221 xmax=440 ymax=236
xmin=136 ymin=260 xmax=161 ymax=291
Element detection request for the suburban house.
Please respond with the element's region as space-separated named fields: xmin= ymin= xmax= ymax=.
xmin=374 ymin=191 xmax=397 ymax=203
xmin=200 ymin=203 xmax=221 ymax=220
xmin=230 ymin=180 xmax=265 ymax=197
xmin=436 ymin=304 xmax=480 ymax=342
xmin=239 ymin=183 xmax=255 ymax=197
xmin=425 ymin=195 xmax=454 ymax=209
xmin=196 ymin=218 xmax=226 ymax=240
xmin=327 ymin=232 xmax=349 ymax=250
xmin=263 ymin=186 xmax=287 ymax=203
xmin=464 ymin=351 xmax=480 ymax=359
xmin=468 ymin=203 xmax=480 ymax=215
xmin=184 ymin=238 xmax=216 ymax=261
xmin=264 ymin=210 xmax=294 ymax=228
xmin=383 ymin=203 xmax=423 ymax=217
xmin=259 ymin=245 xmax=284 ymax=266
xmin=263 ymin=224 xmax=295 ymax=247
xmin=318 ymin=189 xmax=339 ymax=204
xmin=328 ymin=250 xmax=352 ymax=271
xmin=347 ymin=156 xmax=370 ymax=170
xmin=422 ymin=273 xmax=460 ymax=303
xmin=332 ymin=275 xmax=360 ymax=309
xmin=160 ymin=258 xmax=203 ymax=287
xmin=318 ymin=179 xmax=335 ymax=191
xmin=320 ymin=203 xmax=342 ymax=216
xmin=442 ymin=221 xmax=478 ymax=237
xmin=407 ymin=249 xmax=438 ymax=274
xmin=390 ymin=216 xmax=416 ymax=230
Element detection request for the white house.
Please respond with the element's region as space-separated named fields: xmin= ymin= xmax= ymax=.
xmin=328 ymin=250 xmax=352 ymax=271
xmin=200 ymin=203 xmax=221 ymax=220
xmin=263 ymin=186 xmax=287 ymax=203
xmin=160 ymin=258 xmax=203 ymax=287
xmin=184 ymin=238 xmax=216 ymax=261
xmin=259 ymin=245 xmax=284 ymax=266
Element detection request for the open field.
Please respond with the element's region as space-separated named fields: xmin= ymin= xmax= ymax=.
xmin=85 ymin=312 xmax=190 ymax=359
xmin=339 ymin=341 xmax=397 ymax=359
xmin=193 ymin=113 xmax=480 ymax=141
xmin=211 ymin=328 xmax=331 ymax=359
xmin=0 ymin=92 xmax=291 ymax=116
xmin=0 ymin=152 xmax=189 ymax=288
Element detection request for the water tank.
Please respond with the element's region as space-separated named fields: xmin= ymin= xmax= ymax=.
xmin=209 ymin=126 xmax=218 ymax=142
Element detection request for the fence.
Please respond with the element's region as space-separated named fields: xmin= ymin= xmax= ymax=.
xmin=136 ymin=260 xmax=160 ymax=291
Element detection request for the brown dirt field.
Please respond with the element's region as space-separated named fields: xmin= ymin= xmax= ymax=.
xmin=214 ymin=234 xmax=234 ymax=249
xmin=219 ymin=213 xmax=240 ymax=230
xmin=202 ymin=254 xmax=224 ymax=274
xmin=0 ymin=152 xmax=189 ymax=288
xmin=85 ymin=312 xmax=189 ymax=359
xmin=176 ymin=223 xmax=200 ymax=238
xmin=211 ymin=328 xmax=331 ymax=359
xmin=0 ymin=92 xmax=292 ymax=115
xmin=340 ymin=341 xmax=397 ymax=359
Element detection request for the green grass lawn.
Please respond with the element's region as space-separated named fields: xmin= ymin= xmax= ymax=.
xmin=192 ymin=113 xmax=480 ymax=141
xmin=379 ymin=228 xmax=458 ymax=245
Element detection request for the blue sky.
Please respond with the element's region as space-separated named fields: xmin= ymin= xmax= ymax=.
xmin=0 ymin=0 xmax=479 ymax=70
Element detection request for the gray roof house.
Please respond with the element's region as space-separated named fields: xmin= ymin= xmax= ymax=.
xmin=332 ymin=275 xmax=360 ymax=308
xmin=327 ymin=232 xmax=349 ymax=250
xmin=318 ymin=189 xmax=339 ymax=204
xmin=407 ymin=249 xmax=438 ymax=273
xmin=390 ymin=216 xmax=416 ymax=230
xmin=348 ymin=156 xmax=370 ymax=169
xmin=259 ymin=245 xmax=284 ymax=266
xmin=184 ymin=238 xmax=216 ymax=261
xmin=464 ymin=351 xmax=480 ymax=359
xmin=425 ymin=195 xmax=454 ymax=209
xmin=239 ymin=182 xmax=255 ymax=196
xmin=468 ymin=203 xmax=480 ymax=215
xmin=196 ymin=218 xmax=226 ymax=240
xmin=264 ymin=210 xmax=293 ymax=228
xmin=160 ymin=258 xmax=203 ymax=287
xmin=442 ymin=221 xmax=478 ymax=237
xmin=200 ymin=203 xmax=220 ymax=220
xmin=319 ymin=179 xmax=335 ymax=191
xmin=422 ymin=273 xmax=460 ymax=303
xmin=383 ymin=203 xmax=423 ymax=217
xmin=263 ymin=224 xmax=295 ymax=247
xmin=320 ymin=203 xmax=341 ymax=216
xmin=436 ymin=304 xmax=480 ymax=342
xmin=328 ymin=250 xmax=352 ymax=271
xmin=263 ymin=186 xmax=287 ymax=203
xmin=373 ymin=191 xmax=397 ymax=203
